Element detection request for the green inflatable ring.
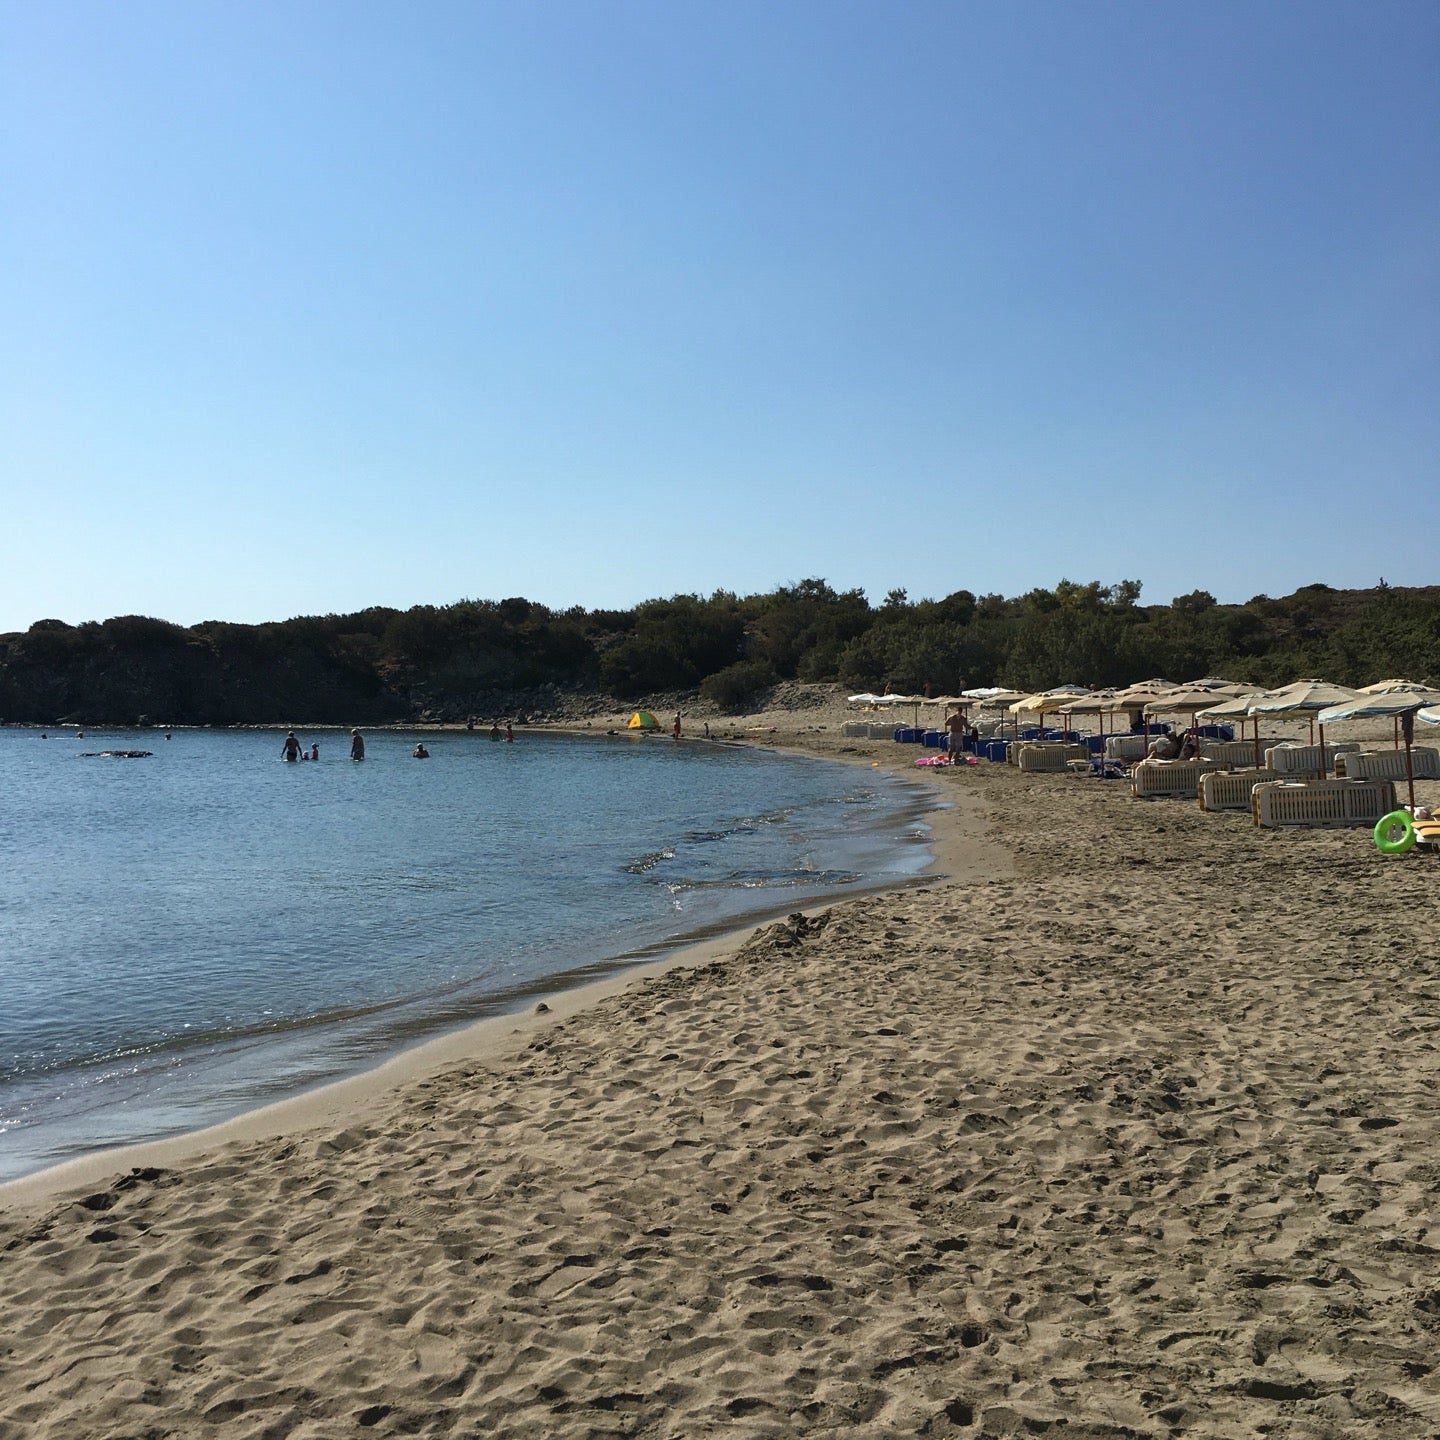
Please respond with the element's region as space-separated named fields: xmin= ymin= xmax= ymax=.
xmin=1374 ymin=810 xmax=1417 ymax=855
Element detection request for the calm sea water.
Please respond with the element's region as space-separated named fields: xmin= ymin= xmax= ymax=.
xmin=0 ymin=726 xmax=933 ymax=1181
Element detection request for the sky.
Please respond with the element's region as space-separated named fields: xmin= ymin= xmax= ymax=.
xmin=2 ymin=0 xmax=1437 ymax=633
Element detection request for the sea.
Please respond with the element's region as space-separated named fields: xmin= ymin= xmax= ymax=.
xmin=0 ymin=725 xmax=934 ymax=1183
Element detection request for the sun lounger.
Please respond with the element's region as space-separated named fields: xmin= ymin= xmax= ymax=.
xmin=1105 ymin=735 xmax=1154 ymax=761
xmin=1199 ymin=739 xmax=1285 ymax=768
xmin=1197 ymin=768 xmax=1279 ymax=811
xmin=1416 ymin=818 xmax=1440 ymax=851
xmin=1264 ymin=742 xmax=1361 ymax=775
xmin=1017 ymin=743 xmax=1090 ymax=773
xmin=1251 ymin=778 xmax=1397 ymax=829
xmin=1334 ymin=747 xmax=1440 ymax=781
xmin=1130 ymin=759 xmax=1225 ymax=799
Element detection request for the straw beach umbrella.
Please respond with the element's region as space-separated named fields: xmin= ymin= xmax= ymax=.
xmin=1317 ymin=688 xmax=1440 ymax=812
xmin=1008 ymin=686 xmax=1090 ymax=742
xmin=1059 ymin=689 xmax=1126 ymax=759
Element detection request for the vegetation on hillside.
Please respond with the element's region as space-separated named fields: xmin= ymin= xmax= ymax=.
xmin=1 ymin=579 xmax=1435 ymax=724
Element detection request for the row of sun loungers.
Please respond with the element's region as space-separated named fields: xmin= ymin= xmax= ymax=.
xmin=866 ymin=723 xmax=1429 ymax=836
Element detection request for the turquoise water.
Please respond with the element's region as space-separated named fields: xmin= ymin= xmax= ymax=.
xmin=0 ymin=726 xmax=933 ymax=1180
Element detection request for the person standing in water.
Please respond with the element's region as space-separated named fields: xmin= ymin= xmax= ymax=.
xmin=672 ymin=713 xmax=682 ymax=742
xmin=281 ymin=731 xmax=303 ymax=762
xmin=350 ymin=729 xmax=365 ymax=761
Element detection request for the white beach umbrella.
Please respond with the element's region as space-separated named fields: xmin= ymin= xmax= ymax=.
xmin=1317 ymin=688 xmax=1440 ymax=812
xmin=847 ymin=693 xmax=886 ymax=706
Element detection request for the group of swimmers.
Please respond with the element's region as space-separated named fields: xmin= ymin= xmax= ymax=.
xmin=281 ymin=724 xmax=516 ymax=762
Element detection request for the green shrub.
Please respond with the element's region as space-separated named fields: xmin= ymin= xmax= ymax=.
xmin=700 ymin=660 xmax=777 ymax=712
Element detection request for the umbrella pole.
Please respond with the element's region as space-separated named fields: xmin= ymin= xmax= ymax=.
xmin=1252 ymin=716 xmax=1261 ymax=770
xmin=1318 ymin=722 xmax=1326 ymax=779
xmin=1403 ymin=712 xmax=1417 ymax=813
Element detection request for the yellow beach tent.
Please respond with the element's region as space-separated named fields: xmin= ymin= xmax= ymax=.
xmin=627 ymin=710 xmax=660 ymax=730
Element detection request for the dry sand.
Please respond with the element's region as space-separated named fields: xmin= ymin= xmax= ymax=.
xmin=2 ymin=697 xmax=1438 ymax=1438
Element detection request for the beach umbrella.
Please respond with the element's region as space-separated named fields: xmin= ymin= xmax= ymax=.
xmin=1317 ymin=688 xmax=1440 ymax=813
xmin=1245 ymin=680 xmax=1362 ymax=777
xmin=1196 ymin=689 xmax=1275 ymax=766
xmin=1107 ymin=681 xmax=1180 ymax=735
xmin=1359 ymin=678 xmax=1425 ymax=693
xmin=878 ymin=693 xmax=928 ymax=725
xmin=1059 ymin=689 xmax=1126 ymax=761
xmin=1142 ymin=687 xmax=1246 ymax=757
xmin=1008 ymin=686 xmax=1090 ymax=741
xmin=1358 ymin=681 xmax=1429 ymax=746
xmin=847 ymin=693 xmax=886 ymax=707
xmin=958 ymin=687 xmax=1026 ymax=743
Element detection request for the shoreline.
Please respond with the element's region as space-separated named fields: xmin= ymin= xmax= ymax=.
xmin=0 ymin=733 xmax=955 ymax=1211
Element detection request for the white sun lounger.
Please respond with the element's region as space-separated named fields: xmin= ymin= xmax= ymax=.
xmin=1251 ymin=778 xmax=1397 ymax=829
xmin=1197 ymin=768 xmax=1280 ymax=811
xmin=1104 ymin=734 xmax=1153 ymax=761
xmin=1017 ymin=743 xmax=1090 ymax=773
xmin=1264 ymin=742 xmax=1361 ymax=775
xmin=1130 ymin=759 xmax=1226 ymax=799
xmin=1199 ymin=739 xmax=1284 ymax=768
xmin=1334 ymin=747 xmax=1440 ymax=781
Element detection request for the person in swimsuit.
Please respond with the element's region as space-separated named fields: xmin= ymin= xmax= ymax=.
xmin=350 ymin=729 xmax=365 ymax=761
xmin=281 ymin=731 xmax=303 ymax=762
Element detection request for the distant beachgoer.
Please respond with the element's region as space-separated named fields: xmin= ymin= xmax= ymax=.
xmin=413 ymin=742 xmax=430 ymax=759
xmin=945 ymin=708 xmax=967 ymax=760
xmin=309 ymin=743 xmax=320 ymax=762
xmin=672 ymin=713 xmax=682 ymax=742
xmin=490 ymin=723 xmax=502 ymax=741
xmin=1148 ymin=731 xmax=1181 ymax=761
xmin=505 ymin=722 xmax=514 ymax=743
xmin=466 ymin=716 xmax=475 ymax=732
xmin=281 ymin=731 xmax=303 ymax=762
xmin=350 ymin=729 xmax=365 ymax=761
xmin=703 ymin=722 xmax=710 ymax=739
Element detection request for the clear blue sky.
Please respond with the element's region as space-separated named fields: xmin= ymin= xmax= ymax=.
xmin=3 ymin=0 xmax=1436 ymax=633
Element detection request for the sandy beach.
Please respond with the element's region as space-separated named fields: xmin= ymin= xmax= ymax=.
xmin=2 ymin=696 xmax=1438 ymax=1438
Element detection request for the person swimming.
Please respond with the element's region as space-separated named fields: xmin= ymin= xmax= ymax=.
xmin=413 ymin=742 xmax=430 ymax=759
